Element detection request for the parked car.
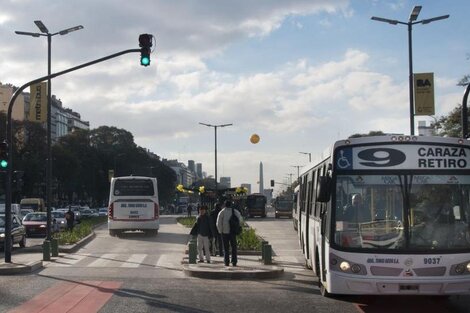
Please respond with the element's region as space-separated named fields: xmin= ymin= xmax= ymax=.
xmin=80 ymin=209 xmax=98 ymax=219
xmin=22 ymin=212 xmax=56 ymax=237
xmin=0 ymin=214 xmax=26 ymax=249
xmin=98 ymin=208 xmax=108 ymax=217
xmin=20 ymin=209 xmax=34 ymax=218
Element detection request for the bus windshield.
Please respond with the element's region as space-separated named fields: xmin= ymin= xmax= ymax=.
xmin=334 ymin=174 xmax=470 ymax=252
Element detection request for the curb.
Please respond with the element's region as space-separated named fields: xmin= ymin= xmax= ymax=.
xmin=182 ymin=263 xmax=284 ymax=279
xmin=0 ymin=260 xmax=43 ymax=275
xmin=59 ymin=232 xmax=96 ymax=253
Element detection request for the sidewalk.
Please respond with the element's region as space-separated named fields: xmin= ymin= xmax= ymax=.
xmin=0 ymin=232 xmax=96 ymax=275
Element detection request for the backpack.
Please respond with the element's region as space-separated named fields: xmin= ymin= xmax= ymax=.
xmin=229 ymin=209 xmax=242 ymax=236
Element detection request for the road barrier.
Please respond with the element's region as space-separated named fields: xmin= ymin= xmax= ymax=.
xmin=51 ymin=238 xmax=58 ymax=257
xmin=43 ymin=240 xmax=51 ymax=261
xmin=188 ymin=237 xmax=197 ymax=264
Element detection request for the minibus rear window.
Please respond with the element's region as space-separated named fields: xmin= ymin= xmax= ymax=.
xmin=114 ymin=179 xmax=154 ymax=196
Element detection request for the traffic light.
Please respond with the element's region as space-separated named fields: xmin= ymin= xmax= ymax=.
xmin=0 ymin=141 xmax=8 ymax=169
xmin=199 ymin=186 xmax=205 ymax=194
xmin=139 ymin=34 xmax=153 ymax=66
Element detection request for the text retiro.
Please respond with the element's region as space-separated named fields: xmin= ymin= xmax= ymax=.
xmin=418 ymin=147 xmax=467 ymax=168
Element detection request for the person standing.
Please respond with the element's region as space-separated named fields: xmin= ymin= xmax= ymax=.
xmin=342 ymin=194 xmax=369 ymax=223
xmin=217 ymin=200 xmax=243 ymax=266
xmin=210 ymin=203 xmax=223 ymax=257
xmin=187 ymin=204 xmax=193 ymax=217
xmin=195 ymin=205 xmax=212 ymax=263
xmin=65 ymin=206 xmax=75 ymax=231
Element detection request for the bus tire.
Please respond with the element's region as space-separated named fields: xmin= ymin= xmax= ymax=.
xmin=109 ymin=230 xmax=117 ymax=237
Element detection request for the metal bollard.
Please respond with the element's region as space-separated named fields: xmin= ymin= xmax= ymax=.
xmin=261 ymin=240 xmax=268 ymax=261
xmin=188 ymin=237 xmax=197 ymax=264
xmin=51 ymin=238 xmax=59 ymax=257
xmin=43 ymin=240 xmax=51 ymax=261
xmin=263 ymin=244 xmax=272 ymax=265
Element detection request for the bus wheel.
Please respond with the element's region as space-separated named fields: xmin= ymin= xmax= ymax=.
xmin=109 ymin=230 xmax=117 ymax=237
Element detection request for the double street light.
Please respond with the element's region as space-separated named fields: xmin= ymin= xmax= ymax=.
xmin=372 ymin=6 xmax=449 ymax=135
xmin=15 ymin=21 xmax=84 ymax=243
xmin=199 ymin=122 xmax=233 ymax=197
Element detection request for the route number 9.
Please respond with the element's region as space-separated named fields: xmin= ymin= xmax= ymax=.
xmin=358 ymin=148 xmax=406 ymax=167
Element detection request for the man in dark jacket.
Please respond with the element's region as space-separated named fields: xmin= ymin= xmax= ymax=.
xmin=196 ymin=205 xmax=212 ymax=263
xmin=65 ymin=206 xmax=75 ymax=231
xmin=210 ymin=203 xmax=223 ymax=256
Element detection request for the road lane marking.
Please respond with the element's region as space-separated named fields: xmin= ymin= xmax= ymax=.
xmin=120 ymin=254 xmax=147 ymax=267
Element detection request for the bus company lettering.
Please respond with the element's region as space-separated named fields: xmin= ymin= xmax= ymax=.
xmin=367 ymin=258 xmax=399 ymax=264
xmin=417 ymin=147 xmax=467 ymax=168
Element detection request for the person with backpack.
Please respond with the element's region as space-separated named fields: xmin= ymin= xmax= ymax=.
xmin=216 ymin=200 xmax=243 ymax=266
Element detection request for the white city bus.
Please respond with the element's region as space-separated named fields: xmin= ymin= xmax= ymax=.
xmin=108 ymin=176 xmax=159 ymax=236
xmin=298 ymin=135 xmax=470 ymax=296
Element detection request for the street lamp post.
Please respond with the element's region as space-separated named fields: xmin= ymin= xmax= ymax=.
xmin=371 ymin=6 xmax=449 ymax=135
xmin=299 ymin=152 xmax=311 ymax=163
xmin=15 ymin=21 xmax=84 ymax=242
xmin=291 ymin=165 xmax=302 ymax=183
xmin=199 ymin=122 xmax=233 ymax=198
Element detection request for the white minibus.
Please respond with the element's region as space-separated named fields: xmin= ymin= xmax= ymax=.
xmin=108 ymin=176 xmax=159 ymax=236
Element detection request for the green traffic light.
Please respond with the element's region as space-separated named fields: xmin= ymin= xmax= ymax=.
xmin=141 ymin=57 xmax=150 ymax=66
xmin=0 ymin=159 xmax=8 ymax=168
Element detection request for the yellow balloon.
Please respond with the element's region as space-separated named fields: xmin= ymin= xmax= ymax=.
xmin=250 ymin=134 xmax=260 ymax=144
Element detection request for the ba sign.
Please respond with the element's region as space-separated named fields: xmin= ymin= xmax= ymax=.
xmin=414 ymin=72 xmax=435 ymax=116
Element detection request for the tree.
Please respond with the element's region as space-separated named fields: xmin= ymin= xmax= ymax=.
xmin=348 ymin=130 xmax=386 ymax=138
xmin=431 ymin=104 xmax=468 ymax=138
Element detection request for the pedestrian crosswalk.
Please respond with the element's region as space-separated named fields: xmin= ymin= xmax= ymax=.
xmin=45 ymin=252 xmax=183 ymax=269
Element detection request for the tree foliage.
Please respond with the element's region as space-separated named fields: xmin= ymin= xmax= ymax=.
xmin=348 ymin=130 xmax=386 ymax=138
xmin=2 ymin=117 xmax=177 ymax=207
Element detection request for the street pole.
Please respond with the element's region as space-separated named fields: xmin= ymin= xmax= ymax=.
xmin=299 ymin=152 xmax=311 ymax=163
xmin=15 ymin=21 xmax=84 ymax=243
xmin=407 ymin=22 xmax=415 ymax=135
xmin=462 ymin=83 xmax=470 ymax=138
xmin=199 ymin=122 xmax=233 ymax=201
xmin=371 ymin=6 xmax=449 ymax=136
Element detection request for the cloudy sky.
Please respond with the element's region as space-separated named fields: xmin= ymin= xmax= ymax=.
xmin=1 ymin=0 xmax=469 ymax=195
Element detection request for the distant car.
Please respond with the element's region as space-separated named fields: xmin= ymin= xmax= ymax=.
xmin=51 ymin=211 xmax=67 ymax=230
xmin=98 ymin=208 xmax=108 ymax=217
xmin=80 ymin=209 xmax=98 ymax=219
xmin=20 ymin=209 xmax=34 ymax=218
xmin=22 ymin=212 xmax=55 ymax=237
xmin=0 ymin=214 xmax=26 ymax=249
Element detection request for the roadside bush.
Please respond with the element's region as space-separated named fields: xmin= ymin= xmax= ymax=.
xmin=53 ymin=216 xmax=106 ymax=245
xmin=176 ymin=216 xmax=196 ymax=227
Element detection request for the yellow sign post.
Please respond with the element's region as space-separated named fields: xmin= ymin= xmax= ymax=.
xmin=29 ymin=82 xmax=48 ymax=122
xmin=414 ymin=72 xmax=435 ymax=116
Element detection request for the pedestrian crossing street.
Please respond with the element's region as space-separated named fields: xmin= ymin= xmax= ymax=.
xmin=45 ymin=252 xmax=182 ymax=269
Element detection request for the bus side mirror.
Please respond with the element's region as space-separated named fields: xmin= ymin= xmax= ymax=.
xmin=316 ymin=176 xmax=331 ymax=203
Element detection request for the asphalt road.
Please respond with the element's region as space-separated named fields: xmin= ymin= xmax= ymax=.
xmin=1 ymin=213 xmax=470 ymax=312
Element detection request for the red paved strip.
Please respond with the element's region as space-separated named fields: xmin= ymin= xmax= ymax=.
xmin=8 ymin=282 xmax=77 ymax=313
xmin=8 ymin=281 xmax=122 ymax=313
xmin=67 ymin=281 xmax=123 ymax=313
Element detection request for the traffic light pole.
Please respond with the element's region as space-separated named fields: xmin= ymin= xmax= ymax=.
xmin=4 ymin=48 xmax=140 ymax=263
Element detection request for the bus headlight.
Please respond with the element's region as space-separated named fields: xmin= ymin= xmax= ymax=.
xmin=340 ymin=261 xmax=350 ymax=272
xmin=466 ymin=263 xmax=470 ymax=273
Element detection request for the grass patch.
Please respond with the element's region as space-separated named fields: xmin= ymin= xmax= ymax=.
xmin=176 ymin=216 xmax=196 ymax=227
xmin=53 ymin=216 xmax=107 ymax=245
